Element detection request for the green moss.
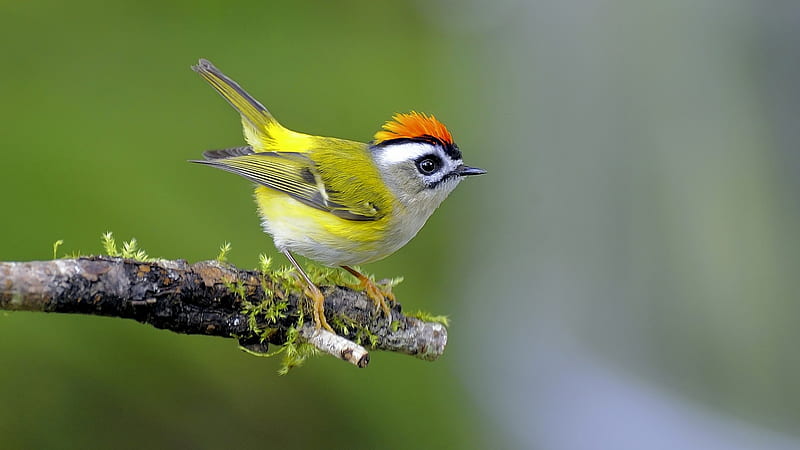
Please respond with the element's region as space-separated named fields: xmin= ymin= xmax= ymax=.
xmin=223 ymin=280 xmax=247 ymax=301
xmin=330 ymin=312 xmax=379 ymax=349
xmin=277 ymin=315 xmax=320 ymax=375
xmin=406 ymin=310 xmax=450 ymax=327
xmin=216 ymin=242 xmax=232 ymax=262
xmin=257 ymin=253 xmax=272 ymax=273
xmin=330 ymin=315 xmax=352 ymax=335
xmin=100 ymin=231 xmax=152 ymax=261
xmin=52 ymin=240 xmax=64 ymax=259
xmin=304 ymin=261 xmax=355 ymax=286
xmin=51 ymin=239 xmax=85 ymax=259
xmin=101 ymin=231 xmax=117 ymax=255
xmin=237 ymin=308 xmax=320 ymax=375
xmin=53 ymin=232 xmax=157 ymax=260
xmin=355 ymin=326 xmax=379 ymax=348
xmin=304 ymin=262 xmax=405 ymax=292
xmin=237 ymin=266 xmax=314 ymax=374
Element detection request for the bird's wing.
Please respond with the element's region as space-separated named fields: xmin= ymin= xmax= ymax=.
xmin=193 ymin=149 xmax=387 ymax=221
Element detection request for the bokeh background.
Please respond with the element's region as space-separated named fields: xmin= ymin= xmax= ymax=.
xmin=1 ymin=0 xmax=799 ymax=449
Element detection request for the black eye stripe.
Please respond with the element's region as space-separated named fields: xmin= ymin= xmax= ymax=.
xmin=426 ymin=171 xmax=460 ymax=189
xmin=374 ymin=137 xmax=462 ymax=160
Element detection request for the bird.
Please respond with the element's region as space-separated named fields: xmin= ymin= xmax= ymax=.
xmin=190 ymin=59 xmax=485 ymax=332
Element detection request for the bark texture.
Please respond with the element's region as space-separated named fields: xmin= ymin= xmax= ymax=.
xmin=0 ymin=257 xmax=448 ymax=367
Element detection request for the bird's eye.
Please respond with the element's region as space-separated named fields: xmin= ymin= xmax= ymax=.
xmin=416 ymin=157 xmax=441 ymax=175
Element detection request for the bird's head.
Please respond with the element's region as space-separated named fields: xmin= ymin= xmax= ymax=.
xmin=370 ymin=112 xmax=485 ymax=211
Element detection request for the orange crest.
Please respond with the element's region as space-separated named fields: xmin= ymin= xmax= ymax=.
xmin=373 ymin=112 xmax=454 ymax=146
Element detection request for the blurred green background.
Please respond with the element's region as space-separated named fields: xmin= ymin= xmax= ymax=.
xmin=2 ymin=0 xmax=800 ymax=449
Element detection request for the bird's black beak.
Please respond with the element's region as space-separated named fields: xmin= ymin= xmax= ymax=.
xmin=456 ymin=165 xmax=487 ymax=176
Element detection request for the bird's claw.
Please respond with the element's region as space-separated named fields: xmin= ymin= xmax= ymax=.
xmin=303 ymin=284 xmax=333 ymax=332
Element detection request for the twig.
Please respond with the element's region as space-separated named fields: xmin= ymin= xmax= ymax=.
xmin=298 ymin=325 xmax=370 ymax=368
xmin=0 ymin=257 xmax=448 ymax=368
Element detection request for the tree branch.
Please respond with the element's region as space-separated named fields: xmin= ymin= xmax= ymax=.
xmin=0 ymin=257 xmax=447 ymax=368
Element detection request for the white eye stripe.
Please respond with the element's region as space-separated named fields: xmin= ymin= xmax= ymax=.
xmin=374 ymin=142 xmax=442 ymax=165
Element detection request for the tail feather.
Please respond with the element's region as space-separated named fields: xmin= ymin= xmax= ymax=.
xmin=192 ymin=58 xmax=281 ymax=133
xmin=193 ymin=59 xmax=316 ymax=153
xmin=201 ymin=146 xmax=254 ymax=160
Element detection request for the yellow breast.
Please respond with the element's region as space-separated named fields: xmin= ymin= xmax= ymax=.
xmin=254 ymin=186 xmax=394 ymax=266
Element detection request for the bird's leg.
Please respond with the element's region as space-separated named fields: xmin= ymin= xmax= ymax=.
xmin=341 ymin=265 xmax=394 ymax=319
xmin=283 ymin=251 xmax=333 ymax=332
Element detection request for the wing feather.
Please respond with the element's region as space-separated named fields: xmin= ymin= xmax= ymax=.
xmin=191 ymin=150 xmax=384 ymax=221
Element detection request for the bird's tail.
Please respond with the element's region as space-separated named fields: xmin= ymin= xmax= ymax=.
xmin=193 ymin=59 xmax=289 ymax=150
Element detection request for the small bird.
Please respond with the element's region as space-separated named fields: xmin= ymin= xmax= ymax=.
xmin=191 ymin=59 xmax=485 ymax=332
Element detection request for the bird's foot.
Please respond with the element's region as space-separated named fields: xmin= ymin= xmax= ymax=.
xmin=303 ymin=283 xmax=333 ymax=332
xmin=363 ymin=279 xmax=394 ymax=320
xmin=341 ymin=266 xmax=394 ymax=320
xmin=282 ymin=250 xmax=334 ymax=332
